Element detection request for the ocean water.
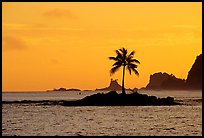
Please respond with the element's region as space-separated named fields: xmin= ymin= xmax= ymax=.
xmin=2 ymin=90 xmax=202 ymax=136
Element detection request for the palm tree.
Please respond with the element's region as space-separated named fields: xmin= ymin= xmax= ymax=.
xmin=109 ymin=47 xmax=140 ymax=95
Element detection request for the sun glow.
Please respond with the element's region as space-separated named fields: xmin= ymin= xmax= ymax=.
xmin=2 ymin=2 xmax=202 ymax=91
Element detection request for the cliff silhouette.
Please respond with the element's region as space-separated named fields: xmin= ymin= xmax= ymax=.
xmin=145 ymin=54 xmax=202 ymax=90
xmin=145 ymin=72 xmax=186 ymax=90
xmin=186 ymin=54 xmax=202 ymax=90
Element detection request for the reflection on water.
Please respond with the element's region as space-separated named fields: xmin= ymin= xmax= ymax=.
xmin=2 ymin=90 xmax=202 ymax=136
xmin=2 ymin=105 xmax=202 ymax=136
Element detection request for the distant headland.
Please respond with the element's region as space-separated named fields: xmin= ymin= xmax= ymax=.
xmin=144 ymin=54 xmax=202 ymax=91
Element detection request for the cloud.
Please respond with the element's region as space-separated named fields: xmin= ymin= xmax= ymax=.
xmin=3 ymin=23 xmax=83 ymax=32
xmin=3 ymin=23 xmax=28 ymax=28
xmin=3 ymin=23 xmax=47 ymax=31
xmin=2 ymin=36 xmax=26 ymax=51
xmin=50 ymin=58 xmax=60 ymax=64
xmin=43 ymin=9 xmax=78 ymax=19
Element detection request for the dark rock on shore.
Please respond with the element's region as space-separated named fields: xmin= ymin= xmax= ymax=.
xmin=61 ymin=91 xmax=180 ymax=106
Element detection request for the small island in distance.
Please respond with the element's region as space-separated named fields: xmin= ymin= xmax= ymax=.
xmin=47 ymin=88 xmax=81 ymax=92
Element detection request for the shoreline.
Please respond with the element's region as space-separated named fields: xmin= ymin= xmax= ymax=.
xmin=3 ymin=99 xmax=202 ymax=106
xmin=1 ymin=91 xmax=181 ymax=106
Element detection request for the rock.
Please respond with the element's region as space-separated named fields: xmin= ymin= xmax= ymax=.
xmin=95 ymin=79 xmax=123 ymax=91
xmin=55 ymin=88 xmax=67 ymax=91
xmin=106 ymin=91 xmax=118 ymax=96
xmin=61 ymin=91 xmax=180 ymax=106
xmin=144 ymin=54 xmax=202 ymax=90
xmin=66 ymin=88 xmax=81 ymax=91
xmin=145 ymin=72 xmax=186 ymax=90
xmin=186 ymin=54 xmax=202 ymax=90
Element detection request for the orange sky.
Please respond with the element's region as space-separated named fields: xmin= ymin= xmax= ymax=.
xmin=2 ymin=2 xmax=202 ymax=91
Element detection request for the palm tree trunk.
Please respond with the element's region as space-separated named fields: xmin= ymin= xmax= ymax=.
xmin=122 ymin=65 xmax=126 ymax=95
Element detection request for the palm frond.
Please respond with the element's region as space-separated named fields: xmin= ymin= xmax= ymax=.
xmin=113 ymin=61 xmax=122 ymax=66
xmin=132 ymin=68 xmax=139 ymax=76
xmin=119 ymin=47 xmax=127 ymax=56
xmin=127 ymin=50 xmax=135 ymax=58
xmin=128 ymin=67 xmax=132 ymax=75
xmin=127 ymin=63 xmax=138 ymax=75
xmin=109 ymin=56 xmax=117 ymax=61
xmin=128 ymin=59 xmax=140 ymax=64
xmin=128 ymin=63 xmax=138 ymax=69
xmin=115 ymin=50 xmax=123 ymax=59
xmin=126 ymin=53 xmax=135 ymax=62
xmin=110 ymin=65 xmax=121 ymax=76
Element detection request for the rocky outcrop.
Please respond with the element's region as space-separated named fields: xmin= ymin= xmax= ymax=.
xmin=145 ymin=54 xmax=202 ymax=90
xmin=145 ymin=72 xmax=186 ymax=90
xmin=186 ymin=54 xmax=202 ymax=90
xmin=146 ymin=72 xmax=171 ymax=90
xmin=161 ymin=76 xmax=186 ymax=90
xmin=61 ymin=91 xmax=179 ymax=106
xmin=95 ymin=79 xmax=123 ymax=91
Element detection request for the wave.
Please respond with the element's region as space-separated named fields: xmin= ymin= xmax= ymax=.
xmin=2 ymin=100 xmax=68 ymax=106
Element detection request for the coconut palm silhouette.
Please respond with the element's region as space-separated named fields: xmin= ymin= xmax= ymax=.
xmin=109 ymin=47 xmax=140 ymax=95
